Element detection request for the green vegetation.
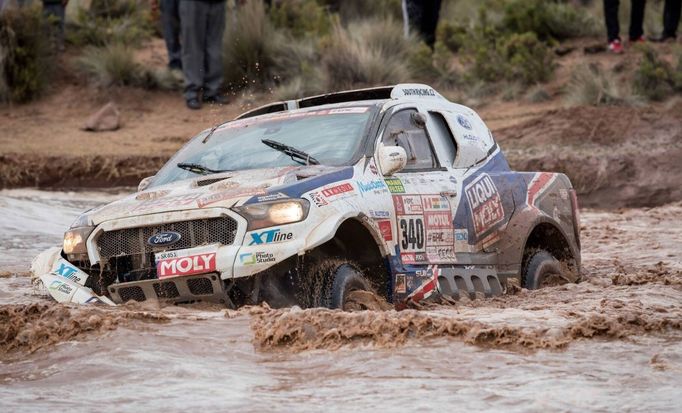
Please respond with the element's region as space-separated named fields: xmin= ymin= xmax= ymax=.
xmin=564 ymin=64 xmax=631 ymax=106
xmin=0 ymin=6 xmax=53 ymax=103
xmin=67 ymin=0 xmax=153 ymax=47
xmin=632 ymin=46 xmax=676 ymax=101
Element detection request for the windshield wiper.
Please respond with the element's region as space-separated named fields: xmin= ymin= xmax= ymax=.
xmin=177 ymin=162 xmax=232 ymax=175
xmin=261 ymin=139 xmax=319 ymax=165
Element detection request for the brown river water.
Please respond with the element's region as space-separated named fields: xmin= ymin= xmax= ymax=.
xmin=1 ymin=189 xmax=681 ymax=412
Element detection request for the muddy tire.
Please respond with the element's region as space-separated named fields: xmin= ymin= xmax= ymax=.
xmin=297 ymin=259 xmax=371 ymax=309
xmin=327 ymin=263 xmax=371 ymax=309
xmin=522 ymin=250 xmax=562 ymax=290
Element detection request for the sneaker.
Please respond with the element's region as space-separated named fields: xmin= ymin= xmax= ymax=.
xmin=629 ymin=35 xmax=646 ymax=43
xmin=608 ymin=39 xmax=623 ymax=54
xmin=204 ymin=94 xmax=229 ymax=105
xmin=186 ymin=98 xmax=202 ymax=110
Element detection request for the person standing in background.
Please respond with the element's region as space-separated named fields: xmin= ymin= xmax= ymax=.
xmin=42 ymin=0 xmax=69 ymax=51
xmin=402 ymin=0 xmax=442 ymax=49
xmin=180 ymin=0 xmax=227 ymax=110
xmin=652 ymin=0 xmax=681 ymax=42
xmin=159 ymin=0 xmax=182 ymax=70
xmin=603 ymin=0 xmax=647 ymax=53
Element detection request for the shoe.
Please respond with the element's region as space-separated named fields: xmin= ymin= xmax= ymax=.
xmin=204 ymin=94 xmax=229 ymax=105
xmin=608 ymin=39 xmax=623 ymax=54
xmin=650 ymin=34 xmax=677 ymax=43
xmin=186 ymin=98 xmax=202 ymax=110
xmin=629 ymin=35 xmax=646 ymax=43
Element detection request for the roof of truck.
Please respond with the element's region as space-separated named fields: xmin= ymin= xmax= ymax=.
xmin=234 ymin=83 xmax=468 ymax=120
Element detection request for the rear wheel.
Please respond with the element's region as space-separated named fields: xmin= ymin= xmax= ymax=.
xmin=522 ymin=249 xmax=563 ymax=289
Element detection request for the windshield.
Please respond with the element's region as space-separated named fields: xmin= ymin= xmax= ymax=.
xmin=151 ymin=106 xmax=375 ymax=187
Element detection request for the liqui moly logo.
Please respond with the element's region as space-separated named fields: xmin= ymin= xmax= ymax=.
xmin=156 ymin=253 xmax=216 ymax=278
xmin=465 ymin=174 xmax=505 ymax=236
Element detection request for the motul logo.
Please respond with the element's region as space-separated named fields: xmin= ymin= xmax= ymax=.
xmin=157 ymin=253 xmax=216 ymax=278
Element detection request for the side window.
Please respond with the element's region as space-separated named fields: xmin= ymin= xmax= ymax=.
xmin=426 ymin=111 xmax=457 ymax=166
xmin=382 ymin=109 xmax=438 ymax=171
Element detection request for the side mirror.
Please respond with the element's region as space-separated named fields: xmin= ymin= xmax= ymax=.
xmin=377 ymin=144 xmax=407 ymax=176
xmin=138 ymin=176 xmax=154 ymax=192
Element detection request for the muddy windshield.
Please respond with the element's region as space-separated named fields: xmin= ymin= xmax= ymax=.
xmin=152 ymin=106 xmax=375 ymax=187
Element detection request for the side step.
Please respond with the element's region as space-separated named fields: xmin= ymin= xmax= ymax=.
xmin=108 ymin=273 xmax=229 ymax=305
xmin=437 ymin=267 xmax=504 ymax=300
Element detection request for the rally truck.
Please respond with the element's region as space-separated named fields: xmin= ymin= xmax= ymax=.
xmin=32 ymin=84 xmax=581 ymax=309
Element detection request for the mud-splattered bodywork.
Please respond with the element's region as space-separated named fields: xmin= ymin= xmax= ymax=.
xmin=33 ymin=84 xmax=580 ymax=308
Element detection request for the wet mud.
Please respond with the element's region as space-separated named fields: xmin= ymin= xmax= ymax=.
xmin=1 ymin=189 xmax=681 ymax=411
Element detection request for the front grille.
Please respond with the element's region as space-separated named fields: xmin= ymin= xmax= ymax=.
xmin=154 ymin=281 xmax=180 ymax=299
xmin=187 ymin=277 xmax=214 ymax=295
xmin=119 ymin=286 xmax=146 ymax=302
xmin=97 ymin=217 xmax=237 ymax=261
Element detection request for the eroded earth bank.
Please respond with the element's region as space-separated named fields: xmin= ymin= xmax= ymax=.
xmin=0 ymin=189 xmax=680 ymax=411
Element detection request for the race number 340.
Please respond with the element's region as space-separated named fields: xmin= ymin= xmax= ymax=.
xmin=399 ymin=216 xmax=424 ymax=252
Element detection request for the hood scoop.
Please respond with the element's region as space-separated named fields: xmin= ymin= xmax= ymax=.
xmin=196 ymin=177 xmax=231 ymax=187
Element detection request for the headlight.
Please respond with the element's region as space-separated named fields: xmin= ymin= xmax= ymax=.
xmin=233 ymin=199 xmax=309 ymax=230
xmin=64 ymin=214 xmax=94 ymax=255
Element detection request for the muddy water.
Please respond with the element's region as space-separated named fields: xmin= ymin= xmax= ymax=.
xmin=1 ymin=189 xmax=681 ymax=412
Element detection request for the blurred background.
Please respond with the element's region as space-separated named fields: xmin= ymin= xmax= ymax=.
xmin=0 ymin=0 xmax=680 ymax=207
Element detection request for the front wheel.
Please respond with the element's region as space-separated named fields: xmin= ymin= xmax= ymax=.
xmin=297 ymin=260 xmax=371 ymax=309
xmin=522 ymin=249 xmax=563 ymax=289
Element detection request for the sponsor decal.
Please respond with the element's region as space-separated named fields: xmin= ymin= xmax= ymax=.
xmin=309 ymin=191 xmax=329 ymax=207
xmin=449 ymin=176 xmax=458 ymax=185
xmin=369 ymin=209 xmax=390 ymax=218
xmin=407 ymin=265 xmax=440 ymax=302
xmin=249 ymin=228 xmax=293 ymax=245
xmin=384 ymin=177 xmax=405 ymax=194
xmin=377 ymin=220 xmax=393 ymax=241
xmin=321 ymin=183 xmax=354 ymax=198
xmin=465 ymin=174 xmax=505 ymax=237
xmin=240 ymin=252 xmax=276 ymax=265
xmin=393 ymin=195 xmax=423 ymax=215
xmin=422 ymin=195 xmax=449 ymax=211
xmin=526 ymin=172 xmax=558 ymax=208
xmin=401 ymin=87 xmax=436 ymax=97
xmin=49 ymin=280 xmax=73 ymax=295
xmin=52 ymin=262 xmax=84 ymax=284
xmin=457 ymin=114 xmax=472 ymax=130
xmin=462 ymin=133 xmax=479 ymax=141
xmin=328 ymin=107 xmax=369 ymax=114
xmin=426 ymin=246 xmax=456 ymax=263
xmin=254 ymin=192 xmax=288 ymax=203
xmin=156 ymin=252 xmax=216 ymax=278
xmin=455 ymin=229 xmax=468 ymax=241
xmin=147 ymin=231 xmax=182 ymax=247
xmin=357 ymin=180 xmax=387 ymax=194
xmin=400 ymin=252 xmax=427 ymax=264
xmin=197 ymin=187 xmax=267 ymax=208
xmin=395 ymin=274 xmax=407 ymax=294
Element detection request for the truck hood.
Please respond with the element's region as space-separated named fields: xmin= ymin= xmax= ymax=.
xmin=88 ymin=165 xmax=349 ymax=225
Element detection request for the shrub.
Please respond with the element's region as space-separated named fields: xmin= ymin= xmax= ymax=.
xmin=633 ymin=46 xmax=675 ymax=101
xmin=67 ymin=0 xmax=152 ymax=47
xmin=76 ymin=44 xmax=142 ymax=87
xmin=0 ymin=6 xmax=53 ymax=103
xmin=320 ymin=0 xmax=402 ymax=22
xmin=564 ymin=64 xmax=632 ymax=106
xmin=223 ymin=0 xmax=281 ymax=89
xmin=269 ymin=0 xmax=331 ymax=38
xmin=408 ymin=43 xmax=459 ymax=88
xmin=437 ymin=20 xmax=468 ymax=53
xmin=462 ymin=28 xmax=554 ymax=85
xmin=501 ymin=0 xmax=599 ymax=41
xmin=321 ymin=18 xmax=413 ymax=91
